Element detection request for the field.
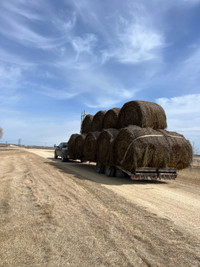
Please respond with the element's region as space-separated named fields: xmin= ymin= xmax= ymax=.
xmin=0 ymin=146 xmax=200 ymax=266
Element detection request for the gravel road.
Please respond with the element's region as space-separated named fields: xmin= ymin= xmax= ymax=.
xmin=0 ymin=147 xmax=200 ymax=266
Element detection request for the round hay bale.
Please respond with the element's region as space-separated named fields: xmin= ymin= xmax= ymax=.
xmin=115 ymin=125 xmax=170 ymax=170
xmin=91 ymin=110 xmax=107 ymax=132
xmin=81 ymin=114 xmax=93 ymax=134
xmin=158 ymin=130 xmax=193 ymax=169
xmin=83 ymin=131 xmax=101 ymax=162
xmin=102 ymin=108 xmax=120 ymax=129
xmin=117 ymin=100 xmax=167 ymax=129
xmin=74 ymin=134 xmax=86 ymax=160
xmin=68 ymin=134 xmax=79 ymax=159
xmin=96 ymin=128 xmax=119 ymax=166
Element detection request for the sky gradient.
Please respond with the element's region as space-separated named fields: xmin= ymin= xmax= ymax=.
xmin=0 ymin=0 xmax=200 ymax=153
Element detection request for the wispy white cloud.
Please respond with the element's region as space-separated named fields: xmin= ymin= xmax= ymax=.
xmin=178 ymin=47 xmax=200 ymax=86
xmin=40 ymin=86 xmax=78 ymax=100
xmin=0 ymin=48 xmax=35 ymax=67
xmin=155 ymin=45 xmax=200 ymax=95
xmin=85 ymin=88 xmax=137 ymax=108
xmin=1 ymin=1 xmax=44 ymax=21
xmin=0 ymin=64 xmax=22 ymax=106
xmin=71 ymin=33 xmax=97 ymax=59
xmin=157 ymin=94 xmax=200 ymax=115
xmin=76 ymin=69 xmax=139 ymax=108
xmin=102 ymin=22 xmax=164 ymax=64
xmin=0 ymin=15 xmax=65 ymax=50
xmin=0 ymin=1 xmax=76 ymax=51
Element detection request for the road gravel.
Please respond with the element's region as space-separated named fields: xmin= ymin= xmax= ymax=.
xmin=0 ymin=147 xmax=200 ymax=266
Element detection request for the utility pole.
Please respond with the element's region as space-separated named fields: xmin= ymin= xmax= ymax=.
xmin=80 ymin=110 xmax=86 ymax=133
xmin=18 ymin=138 xmax=21 ymax=146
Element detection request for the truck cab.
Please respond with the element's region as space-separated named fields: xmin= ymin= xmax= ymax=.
xmin=54 ymin=142 xmax=69 ymax=162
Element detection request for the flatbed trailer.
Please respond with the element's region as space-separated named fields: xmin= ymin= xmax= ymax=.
xmin=96 ymin=163 xmax=177 ymax=181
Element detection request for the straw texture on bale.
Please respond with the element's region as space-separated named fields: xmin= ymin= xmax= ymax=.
xmin=91 ymin=110 xmax=107 ymax=132
xmin=74 ymin=134 xmax=86 ymax=160
xmin=96 ymin=128 xmax=119 ymax=166
xmin=81 ymin=114 xmax=93 ymax=134
xmin=158 ymin=129 xmax=193 ymax=169
xmin=115 ymin=125 xmax=170 ymax=170
xmin=118 ymin=100 xmax=167 ymax=129
xmin=102 ymin=108 xmax=121 ymax=129
xmin=68 ymin=134 xmax=79 ymax=159
xmin=83 ymin=131 xmax=100 ymax=162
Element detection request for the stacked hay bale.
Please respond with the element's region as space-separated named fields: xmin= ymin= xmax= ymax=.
xmin=115 ymin=126 xmax=169 ymax=170
xmin=91 ymin=110 xmax=107 ymax=132
xmin=117 ymin=100 xmax=167 ymax=129
xmin=74 ymin=134 xmax=86 ymax=160
xmin=96 ymin=128 xmax=119 ymax=167
xmin=158 ymin=130 xmax=193 ymax=169
xmin=115 ymin=126 xmax=192 ymax=170
xmin=67 ymin=100 xmax=192 ymax=170
xmin=83 ymin=131 xmax=101 ymax=162
xmin=103 ymin=108 xmax=120 ymax=129
xmin=68 ymin=134 xmax=80 ymax=160
xmin=81 ymin=114 xmax=93 ymax=134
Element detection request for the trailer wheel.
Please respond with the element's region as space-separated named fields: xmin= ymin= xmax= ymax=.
xmin=96 ymin=163 xmax=105 ymax=174
xmin=105 ymin=166 xmax=115 ymax=177
xmin=115 ymin=168 xmax=126 ymax=178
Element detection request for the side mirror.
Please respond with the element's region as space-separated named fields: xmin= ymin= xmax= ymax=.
xmin=54 ymin=144 xmax=57 ymax=147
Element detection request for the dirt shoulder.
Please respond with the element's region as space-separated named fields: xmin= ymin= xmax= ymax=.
xmin=0 ymin=148 xmax=200 ymax=266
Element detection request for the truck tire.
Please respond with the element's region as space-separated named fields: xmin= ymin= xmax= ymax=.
xmin=54 ymin=152 xmax=58 ymax=159
xmin=61 ymin=155 xmax=67 ymax=162
xmin=105 ymin=166 xmax=115 ymax=177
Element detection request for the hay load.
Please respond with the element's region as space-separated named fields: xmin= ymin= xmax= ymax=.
xmin=68 ymin=133 xmax=79 ymax=159
xmin=91 ymin=110 xmax=107 ymax=132
xmin=74 ymin=134 xmax=86 ymax=160
xmin=115 ymin=126 xmax=193 ymax=170
xmin=103 ymin=108 xmax=121 ymax=129
xmin=115 ymin=125 xmax=170 ymax=170
xmin=83 ymin=131 xmax=100 ymax=162
xmin=81 ymin=114 xmax=93 ymax=134
xmin=96 ymin=128 xmax=119 ymax=166
xmin=118 ymin=100 xmax=167 ymax=129
xmin=158 ymin=130 xmax=193 ymax=169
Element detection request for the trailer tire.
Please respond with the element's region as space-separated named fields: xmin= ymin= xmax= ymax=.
xmin=105 ymin=166 xmax=115 ymax=177
xmin=116 ymin=168 xmax=126 ymax=178
xmin=96 ymin=163 xmax=105 ymax=174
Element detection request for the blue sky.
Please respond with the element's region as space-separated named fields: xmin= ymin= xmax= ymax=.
xmin=0 ymin=0 xmax=200 ymax=153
